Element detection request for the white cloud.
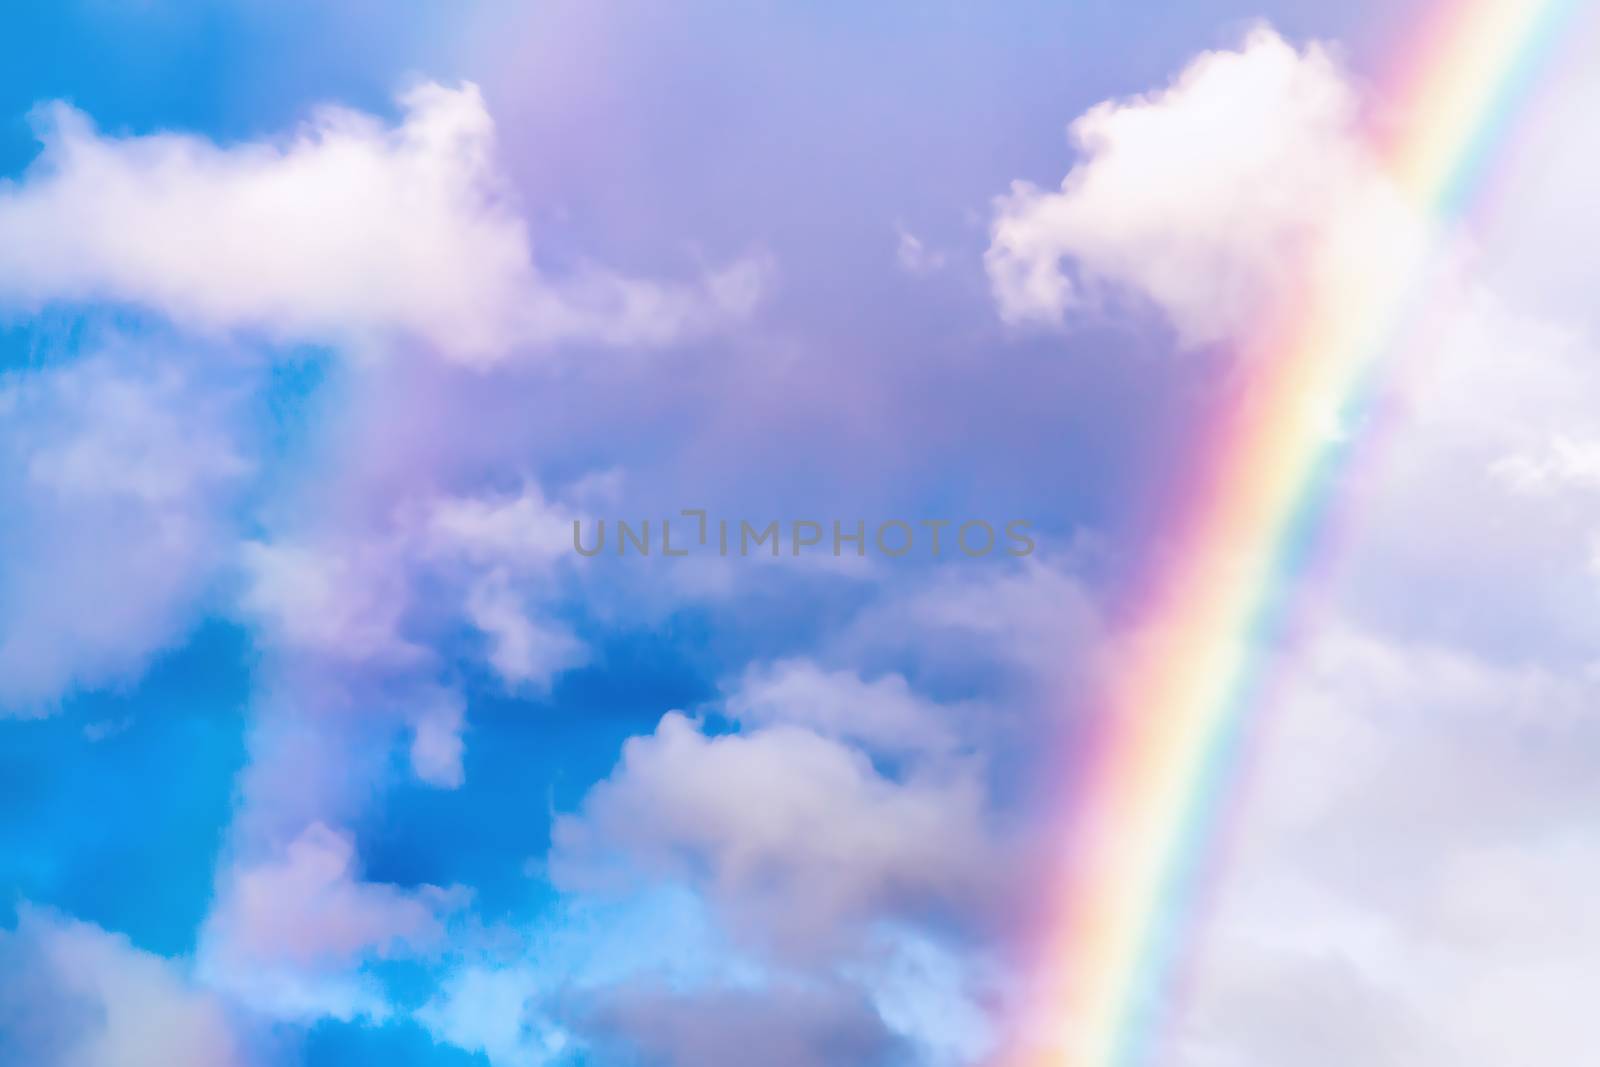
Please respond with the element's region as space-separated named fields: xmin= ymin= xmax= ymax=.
xmin=1162 ymin=623 xmax=1600 ymax=1067
xmin=836 ymin=554 xmax=1103 ymax=689
xmin=239 ymin=482 xmax=588 ymax=682
xmin=237 ymin=537 xmax=419 ymax=664
xmin=410 ymin=690 xmax=468 ymax=789
xmin=200 ymin=822 xmax=467 ymax=1021
xmin=0 ymin=83 xmax=763 ymax=363
xmin=23 ymin=366 xmax=247 ymax=501
xmin=986 ymin=28 xmax=1418 ymax=347
xmin=205 ymin=821 xmax=464 ymax=969
xmin=847 ymin=928 xmax=997 ymax=1067
xmin=0 ymin=906 xmax=250 ymax=1067
xmin=412 ymin=484 xmax=589 ymax=687
xmin=216 ymin=478 xmax=594 ymax=1024
xmin=420 ymin=482 xmax=578 ymax=569
xmin=415 ymin=965 xmax=570 ymax=1067
xmin=1490 ymin=433 xmax=1600 ymax=494
xmin=550 ymin=710 xmax=998 ymax=954
xmin=414 ymin=888 xmax=769 ymax=1067
xmin=0 ymin=354 xmax=249 ymax=711
xmin=464 ymin=570 xmax=586 ymax=690
xmin=724 ymin=659 xmax=959 ymax=758
xmin=1332 ymin=279 xmax=1600 ymax=656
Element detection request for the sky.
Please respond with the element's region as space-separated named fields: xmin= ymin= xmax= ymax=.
xmin=1 ymin=2 xmax=1599 ymax=1065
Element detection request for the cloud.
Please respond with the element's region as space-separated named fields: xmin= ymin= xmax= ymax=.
xmin=414 ymin=483 xmax=590 ymax=688
xmin=0 ymin=352 xmax=250 ymax=711
xmin=1491 ymin=433 xmax=1600 ymax=494
xmin=0 ymin=906 xmax=251 ymax=1067
xmin=410 ymin=690 xmax=468 ymax=789
xmin=985 ymin=27 xmax=1415 ymax=347
xmin=1328 ymin=273 xmax=1600 ymax=657
xmin=1474 ymin=40 xmax=1600 ymax=338
xmin=419 ymin=949 xmax=913 ymax=1067
xmin=223 ymin=479 xmax=591 ymax=866
xmin=420 ymin=482 xmax=579 ymax=569
xmin=550 ymin=708 xmax=998 ymax=955
xmin=205 ymin=821 xmax=465 ymax=969
xmin=464 ymin=569 xmax=587 ymax=691
xmin=835 ymin=554 xmax=1104 ymax=695
xmin=896 ymin=229 xmax=947 ymax=275
xmin=210 ymin=478 xmax=592 ymax=1023
xmin=585 ymin=983 xmax=904 ymax=1067
xmin=1159 ymin=622 xmax=1600 ymax=1067
xmin=724 ymin=659 xmax=961 ymax=757
xmin=414 ymin=887 xmax=768 ymax=1067
xmin=238 ymin=482 xmax=586 ymax=682
xmin=200 ymin=822 xmax=467 ymax=1021
xmin=415 ymin=965 xmax=571 ymax=1067
xmin=237 ymin=537 xmax=420 ymax=664
xmin=0 ymin=83 xmax=763 ymax=363
xmin=847 ymin=927 xmax=998 ymax=1067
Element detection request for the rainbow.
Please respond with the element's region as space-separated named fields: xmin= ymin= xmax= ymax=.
xmin=1028 ymin=1 xmax=1582 ymax=1064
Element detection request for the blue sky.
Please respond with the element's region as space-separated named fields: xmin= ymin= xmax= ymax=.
xmin=2 ymin=2 xmax=1599 ymax=1066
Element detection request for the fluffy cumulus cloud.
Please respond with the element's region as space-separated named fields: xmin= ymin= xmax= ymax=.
xmin=986 ymin=27 xmax=1417 ymax=347
xmin=0 ymin=907 xmax=251 ymax=1067
xmin=551 ymin=706 xmax=998 ymax=952
xmin=0 ymin=83 xmax=763 ymax=363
